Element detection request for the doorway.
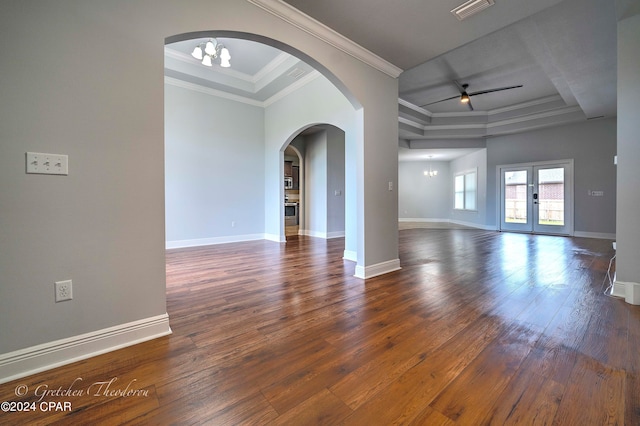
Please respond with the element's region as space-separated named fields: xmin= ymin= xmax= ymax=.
xmin=284 ymin=145 xmax=302 ymax=238
xmin=499 ymin=160 xmax=573 ymax=235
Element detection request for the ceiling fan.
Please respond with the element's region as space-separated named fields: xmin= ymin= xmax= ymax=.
xmin=421 ymin=80 xmax=523 ymax=111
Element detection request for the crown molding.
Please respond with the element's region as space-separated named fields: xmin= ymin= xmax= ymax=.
xmin=486 ymin=105 xmax=583 ymax=128
xmin=487 ymin=95 xmax=565 ymax=115
xmin=253 ymin=52 xmax=293 ymax=84
xmin=246 ymin=0 xmax=403 ymax=78
xmin=264 ymin=70 xmax=321 ymax=106
xmin=164 ymin=76 xmax=264 ymax=107
xmin=399 ymin=104 xmax=586 ymax=138
xmin=165 ymin=69 xmax=322 ymax=109
xmin=432 ymin=111 xmax=488 ymax=118
xmin=399 ymin=99 xmax=433 ymax=117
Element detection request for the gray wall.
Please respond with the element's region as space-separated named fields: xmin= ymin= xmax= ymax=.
xmin=263 ymin=75 xmax=362 ymax=256
xmin=326 ymin=127 xmax=346 ymax=235
xmin=303 ymin=127 xmax=346 ymax=236
xmin=486 ymin=118 xmax=617 ymax=235
xmin=0 ymin=0 xmax=399 ymax=360
xmin=616 ymin=11 xmax=640 ymax=286
xmin=165 ymin=83 xmax=265 ymax=245
xmin=305 ymin=131 xmax=328 ymax=235
xmin=398 ymin=161 xmax=451 ymax=220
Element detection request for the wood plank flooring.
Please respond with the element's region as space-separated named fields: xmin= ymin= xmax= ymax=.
xmin=1 ymin=229 xmax=638 ymax=425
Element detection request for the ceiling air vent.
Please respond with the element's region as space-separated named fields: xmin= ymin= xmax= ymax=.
xmin=451 ymin=0 xmax=495 ymax=21
xmin=287 ymin=68 xmax=306 ymax=79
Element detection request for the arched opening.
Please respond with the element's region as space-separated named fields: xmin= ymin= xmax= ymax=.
xmin=164 ymin=31 xmax=359 ymax=263
xmin=283 ymin=125 xmax=346 ymax=244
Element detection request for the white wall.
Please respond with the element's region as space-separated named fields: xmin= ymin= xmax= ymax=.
xmin=398 ymin=161 xmax=451 ymax=220
xmin=486 ymin=118 xmax=617 ymax=235
xmin=0 ymin=0 xmax=400 ymax=379
xmin=164 ymin=82 xmax=265 ymax=246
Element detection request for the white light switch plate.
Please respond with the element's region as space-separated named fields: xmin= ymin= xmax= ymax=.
xmin=26 ymin=152 xmax=68 ymax=175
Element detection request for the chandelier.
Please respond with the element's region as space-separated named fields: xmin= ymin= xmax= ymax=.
xmin=423 ymin=156 xmax=438 ymax=178
xmin=191 ymin=38 xmax=231 ymax=68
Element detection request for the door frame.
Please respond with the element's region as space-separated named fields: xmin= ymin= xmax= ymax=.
xmin=497 ymin=159 xmax=574 ymax=236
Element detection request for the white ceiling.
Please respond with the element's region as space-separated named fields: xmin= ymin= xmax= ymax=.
xmin=165 ymin=0 xmax=619 ymax=162
xmin=165 ymin=37 xmax=317 ymax=104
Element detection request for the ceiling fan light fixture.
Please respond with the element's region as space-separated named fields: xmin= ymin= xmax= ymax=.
xmin=204 ymin=39 xmax=217 ymax=56
xmin=191 ymin=38 xmax=231 ymax=68
xmin=219 ymin=47 xmax=231 ymax=68
xmin=424 ymin=156 xmax=438 ymax=177
xmin=460 ymin=93 xmax=470 ymax=103
xmin=191 ymin=46 xmax=203 ymax=60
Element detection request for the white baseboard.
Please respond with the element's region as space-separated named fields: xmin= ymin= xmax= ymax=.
xmin=343 ymin=250 xmax=357 ymax=262
xmin=264 ymin=233 xmax=286 ymax=243
xmin=0 ymin=313 xmax=172 ymax=385
xmin=166 ymin=234 xmax=267 ymax=249
xmin=300 ymin=229 xmax=345 ymax=239
xmin=399 ymin=218 xmax=450 ymax=223
xmin=573 ymin=231 xmax=616 ymax=240
xmin=327 ymin=231 xmax=346 ymax=239
xmin=399 ymin=218 xmax=496 ymax=231
xmin=354 ymin=258 xmax=401 ymax=279
xmin=448 ymin=219 xmax=496 ymax=231
xmin=612 ymin=279 xmax=640 ymax=305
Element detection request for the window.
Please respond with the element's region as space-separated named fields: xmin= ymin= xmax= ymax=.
xmin=454 ymin=169 xmax=477 ymax=211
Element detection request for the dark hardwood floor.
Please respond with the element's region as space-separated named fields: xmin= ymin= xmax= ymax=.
xmin=1 ymin=229 xmax=638 ymax=425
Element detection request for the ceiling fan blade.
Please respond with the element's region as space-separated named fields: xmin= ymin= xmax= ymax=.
xmin=468 ymin=85 xmax=523 ymax=97
xmin=453 ymin=80 xmax=466 ymax=93
xmin=420 ymin=94 xmax=461 ymax=107
xmin=467 ymin=99 xmax=474 ymax=111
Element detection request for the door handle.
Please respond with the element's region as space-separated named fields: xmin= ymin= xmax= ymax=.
xmin=533 ymin=193 xmax=538 ymax=204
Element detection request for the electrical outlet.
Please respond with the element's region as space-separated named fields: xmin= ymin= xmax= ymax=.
xmin=55 ymin=280 xmax=73 ymax=302
xmin=26 ymin=152 xmax=68 ymax=175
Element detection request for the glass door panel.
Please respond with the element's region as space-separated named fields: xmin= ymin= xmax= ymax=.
xmin=536 ymin=167 xmax=564 ymax=226
xmin=505 ymin=170 xmax=528 ymax=224
xmin=500 ymin=162 xmax=573 ymax=236
xmin=533 ymin=165 xmax=571 ymax=235
xmin=500 ymin=168 xmax=532 ymax=232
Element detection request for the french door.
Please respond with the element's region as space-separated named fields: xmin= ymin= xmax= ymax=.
xmin=499 ymin=160 xmax=573 ymax=235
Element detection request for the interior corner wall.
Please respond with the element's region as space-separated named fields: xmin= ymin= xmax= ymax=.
xmin=326 ymin=127 xmax=346 ymax=235
xmin=615 ymin=11 xmax=640 ymax=286
xmin=398 ymin=161 xmax=451 ymax=220
xmin=486 ymin=118 xmax=617 ymax=235
xmin=304 ymin=131 xmax=328 ymax=235
xmin=450 ymin=148 xmax=488 ymax=227
xmin=164 ymin=83 xmax=265 ymax=246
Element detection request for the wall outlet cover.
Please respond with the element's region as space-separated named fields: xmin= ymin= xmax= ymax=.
xmin=55 ymin=280 xmax=73 ymax=302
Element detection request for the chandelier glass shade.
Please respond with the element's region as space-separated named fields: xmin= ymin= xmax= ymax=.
xmin=191 ymin=38 xmax=231 ymax=68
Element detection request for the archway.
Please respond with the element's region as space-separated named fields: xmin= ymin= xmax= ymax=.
xmin=164 ymin=32 xmax=359 ymax=262
xmin=283 ymin=125 xmax=347 ymax=246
